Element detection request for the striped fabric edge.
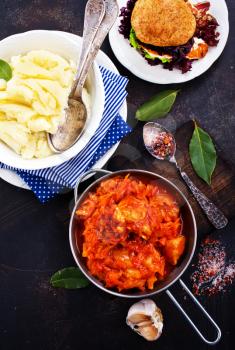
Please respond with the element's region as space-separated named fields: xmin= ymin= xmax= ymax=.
xmin=16 ymin=114 xmax=132 ymax=202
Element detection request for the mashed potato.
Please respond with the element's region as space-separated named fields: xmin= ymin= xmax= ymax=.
xmin=0 ymin=50 xmax=89 ymax=159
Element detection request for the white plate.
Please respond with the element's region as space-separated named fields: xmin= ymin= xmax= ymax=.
xmin=0 ymin=32 xmax=127 ymax=190
xmin=109 ymin=0 xmax=229 ymax=84
xmin=0 ymin=30 xmax=105 ymax=170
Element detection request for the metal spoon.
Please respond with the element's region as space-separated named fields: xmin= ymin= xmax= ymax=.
xmin=143 ymin=122 xmax=228 ymax=229
xmin=49 ymin=0 xmax=119 ymax=153
xmin=47 ymin=0 xmax=103 ymax=152
xmin=83 ymin=0 xmax=119 ymax=66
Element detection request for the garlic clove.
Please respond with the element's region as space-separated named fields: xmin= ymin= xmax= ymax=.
xmin=127 ymin=313 xmax=150 ymax=324
xmin=137 ymin=324 xmax=159 ymax=341
xmin=126 ymin=299 xmax=163 ymax=341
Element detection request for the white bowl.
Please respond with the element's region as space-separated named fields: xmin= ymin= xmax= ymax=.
xmin=109 ymin=0 xmax=229 ymax=84
xmin=0 ymin=30 xmax=105 ymax=170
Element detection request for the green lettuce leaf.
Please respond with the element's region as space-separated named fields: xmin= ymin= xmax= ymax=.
xmin=144 ymin=52 xmax=155 ymax=60
xmin=143 ymin=51 xmax=171 ymax=63
xmin=160 ymin=57 xmax=171 ymax=63
xmin=129 ymin=28 xmax=140 ymax=49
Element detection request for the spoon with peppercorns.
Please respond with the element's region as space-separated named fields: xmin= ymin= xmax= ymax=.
xmin=143 ymin=122 xmax=228 ymax=230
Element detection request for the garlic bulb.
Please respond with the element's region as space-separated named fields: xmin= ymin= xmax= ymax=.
xmin=126 ymin=299 xmax=163 ymax=341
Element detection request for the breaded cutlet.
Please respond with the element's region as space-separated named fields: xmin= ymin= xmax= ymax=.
xmin=131 ymin=0 xmax=196 ymax=47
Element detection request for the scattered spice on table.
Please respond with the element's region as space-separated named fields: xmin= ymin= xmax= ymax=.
xmin=191 ymin=238 xmax=235 ymax=296
xmin=151 ymin=131 xmax=175 ymax=159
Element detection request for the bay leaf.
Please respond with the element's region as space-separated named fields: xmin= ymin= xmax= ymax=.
xmin=189 ymin=122 xmax=217 ymax=185
xmin=50 ymin=267 xmax=90 ymax=289
xmin=0 ymin=59 xmax=12 ymax=81
xmin=135 ymin=90 xmax=179 ymax=121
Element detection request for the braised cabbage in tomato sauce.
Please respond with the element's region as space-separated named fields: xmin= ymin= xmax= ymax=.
xmin=75 ymin=174 xmax=186 ymax=292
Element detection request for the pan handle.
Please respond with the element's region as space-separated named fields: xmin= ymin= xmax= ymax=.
xmin=166 ymin=279 xmax=221 ymax=345
xmin=74 ymin=168 xmax=112 ymax=202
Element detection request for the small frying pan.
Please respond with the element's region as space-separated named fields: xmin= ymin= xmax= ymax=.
xmin=70 ymin=169 xmax=221 ymax=345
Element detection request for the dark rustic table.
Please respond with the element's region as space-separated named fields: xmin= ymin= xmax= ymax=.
xmin=0 ymin=1 xmax=234 ymax=350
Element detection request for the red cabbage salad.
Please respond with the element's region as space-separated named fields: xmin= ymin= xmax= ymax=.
xmin=119 ymin=0 xmax=220 ymax=73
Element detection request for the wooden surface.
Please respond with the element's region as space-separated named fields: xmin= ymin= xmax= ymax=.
xmin=0 ymin=1 xmax=235 ymax=350
xmin=175 ymin=121 xmax=235 ymax=234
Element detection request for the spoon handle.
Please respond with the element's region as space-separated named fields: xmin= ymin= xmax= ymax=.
xmin=85 ymin=0 xmax=119 ymax=56
xmin=179 ymin=170 xmax=228 ymax=229
xmin=70 ymin=0 xmax=105 ymax=97
xmin=72 ymin=0 xmax=119 ymax=97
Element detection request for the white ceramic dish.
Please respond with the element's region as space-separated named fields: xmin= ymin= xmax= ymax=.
xmin=109 ymin=0 xmax=229 ymax=84
xmin=0 ymin=30 xmax=105 ymax=170
xmin=0 ymin=31 xmax=128 ymax=190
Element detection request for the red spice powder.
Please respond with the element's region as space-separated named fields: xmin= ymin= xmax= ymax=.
xmin=152 ymin=132 xmax=175 ymax=159
xmin=191 ymin=238 xmax=235 ymax=296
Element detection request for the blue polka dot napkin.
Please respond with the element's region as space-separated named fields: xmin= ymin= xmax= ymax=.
xmin=0 ymin=67 xmax=132 ymax=202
